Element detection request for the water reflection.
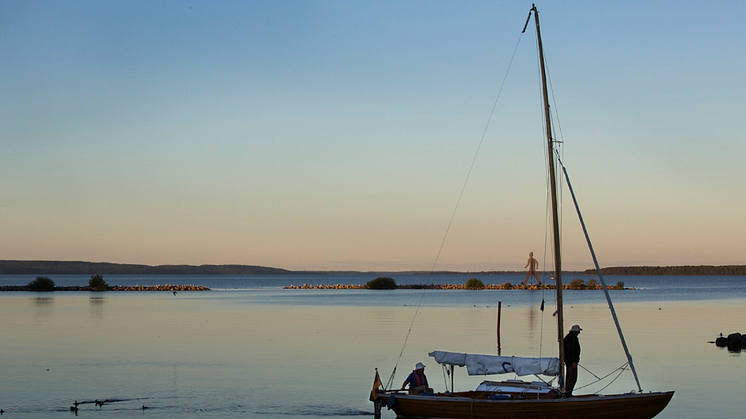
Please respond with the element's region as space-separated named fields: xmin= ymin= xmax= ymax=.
xmin=30 ymin=295 xmax=55 ymax=322
xmin=32 ymin=296 xmax=54 ymax=307
xmin=89 ymin=295 xmax=105 ymax=305
xmin=89 ymin=295 xmax=105 ymax=322
xmin=525 ymin=305 xmax=536 ymax=338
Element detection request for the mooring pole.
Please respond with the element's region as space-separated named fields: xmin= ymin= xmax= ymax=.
xmin=497 ymin=301 xmax=502 ymax=356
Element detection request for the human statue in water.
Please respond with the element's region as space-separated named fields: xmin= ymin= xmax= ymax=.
xmin=523 ymin=252 xmax=542 ymax=285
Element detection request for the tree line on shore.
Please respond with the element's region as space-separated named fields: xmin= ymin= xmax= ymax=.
xmin=587 ymin=265 xmax=746 ymax=275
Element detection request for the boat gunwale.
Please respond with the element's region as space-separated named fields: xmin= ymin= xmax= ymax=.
xmin=378 ymin=390 xmax=674 ymax=404
xmin=377 ymin=391 xmax=675 ymax=419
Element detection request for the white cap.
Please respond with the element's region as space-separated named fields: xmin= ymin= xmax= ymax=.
xmin=570 ymin=324 xmax=582 ymax=333
xmin=415 ymin=362 xmax=425 ymax=370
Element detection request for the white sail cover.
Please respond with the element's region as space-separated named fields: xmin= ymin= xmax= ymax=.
xmin=429 ymin=350 xmax=560 ymax=376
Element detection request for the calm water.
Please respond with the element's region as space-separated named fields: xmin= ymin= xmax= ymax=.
xmin=1 ymin=274 xmax=744 ymax=418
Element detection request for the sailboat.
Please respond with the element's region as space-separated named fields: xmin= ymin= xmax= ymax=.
xmin=370 ymin=5 xmax=674 ymax=419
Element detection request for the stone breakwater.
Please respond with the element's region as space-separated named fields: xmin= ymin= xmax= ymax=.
xmin=284 ymin=284 xmax=366 ymax=289
xmin=282 ymin=284 xmax=628 ymax=290
xmin=0 ymin=284 xmax=210 ymax=292
xmin=109 ymin=284 xmax=210 ymax=291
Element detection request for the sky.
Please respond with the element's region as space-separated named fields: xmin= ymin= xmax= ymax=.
xmin=1 ymin=0 xmax=744 ymax=272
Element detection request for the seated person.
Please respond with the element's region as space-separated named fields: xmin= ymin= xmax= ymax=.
xmin=400 ymin=362 xmax=433 ymax=394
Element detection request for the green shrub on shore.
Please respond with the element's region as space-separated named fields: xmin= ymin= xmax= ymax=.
xmin=366 ymin=277 xmax=397 ymax=290
xmin=502 ymin=282 xmax=513 ymax=290
xmin=89 ymin=274 xmax=109 ymax=291
xmin=464 ymin=278 xmax=485 ymax=289
xmin=27 ymin=276 xmax=55 ymax=291
xmin=615 ymin=281 xmax=625 ymax=289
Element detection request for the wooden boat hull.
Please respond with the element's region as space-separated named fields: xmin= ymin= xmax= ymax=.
xmin=377 ymin=391 xmax=674 ymax=419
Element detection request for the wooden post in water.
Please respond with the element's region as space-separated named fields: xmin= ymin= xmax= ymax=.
xmin=497 ymin=301 xmax=502 ymax=356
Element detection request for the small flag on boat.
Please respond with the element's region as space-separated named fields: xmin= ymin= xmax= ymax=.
xmin=370 ymin=369 xmax=383 ymax=401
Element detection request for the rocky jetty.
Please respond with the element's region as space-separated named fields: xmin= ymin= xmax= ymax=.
xmin=282 ymin=283 xmax=628 ymax=290
xmin=283 ymin=284 xmax=364 ymax=289
xmin=109 ymin=284 xmax=210 ymax=291
xmin=0 ymin=284 xmax=210 ymax=292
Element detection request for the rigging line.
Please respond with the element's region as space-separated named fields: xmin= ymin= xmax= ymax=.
xmin=537 ymin=111 xmax=551 ymax=333
xmin=534 ymin=29 xmax=555 ymax=362
xmin=385 ymin=26 xmax=528 ymax=389
xmin=538 ymin=80 xmax=566 ymax=291
xmin=545 ymin=59 xmax=566 ymax=153
xmin=546 ymin=66 xmax=566 ymax=261
xmin=429 ymin=26 xmax=528 ymax=275
xmin=440 ymin=365 xmax=450 ymax=392
xmin=557 ymin=155 xmax=644 ymax=394
xmin=533 ymin=32 xmax=567 ymax=281
xmin=538 ymin=277 xmax=545 ymax=359
xmin=574 ymin=363 xmax=629 ymax=392
xmin=595 ymin=367 xmax=629 ymax=394
xmin=386 ymin=269 xmax=427 ymax=390
xmin=538 ymin=180 xmax=550 ymax=360
xmin=578 ymin=362 xmax=603 ymax=381
xmin=534 ymin=29 xmax=554 ymax=292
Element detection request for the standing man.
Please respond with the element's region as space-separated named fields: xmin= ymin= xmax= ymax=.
xmin=563 ymin=324 xmax=582 ymax=397
xmin=523 ymin=252 xmax=542 ymax=285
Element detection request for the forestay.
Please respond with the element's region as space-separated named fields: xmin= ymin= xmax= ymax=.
xmin=429 ymin=351 xmax=560 ymax=377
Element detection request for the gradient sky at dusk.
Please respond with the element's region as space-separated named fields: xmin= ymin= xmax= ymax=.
xmin=2 ymin=1 xmax=744 ymax=271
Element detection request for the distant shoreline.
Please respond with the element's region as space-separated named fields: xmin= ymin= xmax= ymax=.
xmin=0 ymin=260 xmax=745 ymax=276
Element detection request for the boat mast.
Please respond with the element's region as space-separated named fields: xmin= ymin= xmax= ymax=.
xmin=530 ymin=4 xmax=566 ymax=390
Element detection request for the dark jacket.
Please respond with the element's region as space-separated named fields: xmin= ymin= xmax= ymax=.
xmin=564 ymin=332 xmax=581 ymax=363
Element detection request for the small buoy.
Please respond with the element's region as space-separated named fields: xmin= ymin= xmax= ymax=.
xmin=70 ymin=406 xmax=78 ymax=412
xmin=142 ymin=405 xmax=149 ymax=410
